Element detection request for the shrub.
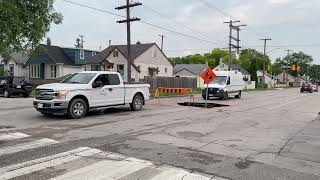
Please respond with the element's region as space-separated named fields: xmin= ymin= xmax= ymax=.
xmin=256 ymin=83 xmax=268 ymax=89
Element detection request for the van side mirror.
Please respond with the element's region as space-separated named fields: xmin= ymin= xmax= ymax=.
xmin=92 ymin=81 xmax=103 ymax=88
xmin=227 ymin=77 xmax=231 ymax=85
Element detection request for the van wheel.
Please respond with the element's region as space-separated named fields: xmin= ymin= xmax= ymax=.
xmin=4 ymin=90 xmax=10 ymax=98
xmin=130 ymin=94 xmax=143 ymax=111
xmin=235 ymin=91 xmax=242 ymax=99
xmin=67 ymin=98 xmax=87 ymax=119
xmin=222 ymin=92 xmax=228 ymax=100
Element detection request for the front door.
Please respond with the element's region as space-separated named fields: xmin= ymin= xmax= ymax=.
xmin=91 ymin=74 xmax=124 ymax=107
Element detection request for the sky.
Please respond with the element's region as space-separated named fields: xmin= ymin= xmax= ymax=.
xmin=47 ymin=0 xmax=320 ymax=64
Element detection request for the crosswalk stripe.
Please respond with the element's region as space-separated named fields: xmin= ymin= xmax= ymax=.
xmin=0 ymin=147 xmax=101 ymax=180
xmin=0 ymin=138 xmax=59 ymax=156
xmin=50 ymin=157 xmax=153 ymax=180
xmin=0 ymin=132 xmax=30 ymax=141
xmin=149 ymin=166 xmax=212 ymax=180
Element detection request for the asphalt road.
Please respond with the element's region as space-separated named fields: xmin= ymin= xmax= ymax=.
xmin=0 ymin=88 xmax=320 ymax=180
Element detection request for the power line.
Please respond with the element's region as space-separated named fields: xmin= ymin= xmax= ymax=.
xmin=62 ymin=0 xmax=220 ymax=46
xmin=142 ymin=4 xmax=225 ymax=46
xmin=199 ymin=0 xmax=267 ymax=38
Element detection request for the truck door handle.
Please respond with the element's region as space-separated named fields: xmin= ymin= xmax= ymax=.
xmin=108 ymin=88 xmax=113 ymax=92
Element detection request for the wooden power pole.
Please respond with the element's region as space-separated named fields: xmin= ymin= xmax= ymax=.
xmin=116 ymin=0 xmax=142 ymax=82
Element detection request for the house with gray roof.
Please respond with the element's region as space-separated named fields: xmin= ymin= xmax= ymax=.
xmin=85 ymin=42 xmax=173 ymax=82
xmin=173 ymin=64 xmax=207 ymax=88
xmin=26 ymin=45 xmax=98 ymax=80
xmin=0 ymin=52 xmax=29 ymax=77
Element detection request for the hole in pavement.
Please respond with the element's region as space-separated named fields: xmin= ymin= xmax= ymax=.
xmin=177 ymin=102 xmax=230 ymax=108
xmin=0 ymin=125 xmax=15 ymax=130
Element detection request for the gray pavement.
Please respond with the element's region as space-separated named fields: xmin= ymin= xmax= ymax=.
xmin=0 ymin=88 xmax=320 ymax=180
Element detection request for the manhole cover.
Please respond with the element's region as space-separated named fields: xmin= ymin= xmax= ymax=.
xmin=177 ymin=102 xmax=229 ymax=108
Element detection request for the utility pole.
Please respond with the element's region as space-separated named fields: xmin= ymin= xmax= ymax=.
xmin=116 ymin=0 xmax=142 ymax=82
xmin=158 ymin=34 xmax=165 ymax=51
xmin=79 ymin=35 xmax=84 ymax=48
xmin=224 ymin=20 xmax=246 ymax=70
xmin=284 ymin=49 xmax=293 ymax=85
xmin=260 ymin=38 xmax=272 ymax=84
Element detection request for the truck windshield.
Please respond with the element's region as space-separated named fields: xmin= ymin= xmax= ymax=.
xmin=211 ymin=76 xmax=227 ymax=85
xmin=61 ymin=73 xmax=96 ymax=84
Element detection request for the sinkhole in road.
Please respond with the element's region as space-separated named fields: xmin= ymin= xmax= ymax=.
xmin=0 ymin=125 xmax=15 ymax=130
xmin=177 ymin=102 xmax=230 ymax=108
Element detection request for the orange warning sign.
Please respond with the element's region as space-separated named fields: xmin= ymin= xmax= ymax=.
xmin=201 ymin=67 xmax=216 ymax=84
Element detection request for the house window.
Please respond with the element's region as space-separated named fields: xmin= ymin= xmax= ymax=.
xmin=117 ymin=64 xmax=124 ymax=75
xmin=80 ymin=49 xmax=84 ymax=59
xmin=9 ymin=64 xmax=14 ymax=75
xmin=30 ymin=65 xmax=40 ymax=78
xmin=92 ymin=51 xmax=97 ymax=56
xmin=91 ymin=65 xmax=101 ymax=71
xmin=50 ymin=65 xmax=57 ymax=78
xmin=165 ymin=68 xmax=167 ymax=73
xmin=113 ymin=51 xmax=119 ymax=57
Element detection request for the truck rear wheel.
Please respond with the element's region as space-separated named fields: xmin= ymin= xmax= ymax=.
xmin=4 ymin=90 xmax=10 ymax=98
xmin=67 ymin=98 xmax=88 ymax=119
xmin=235 ymin=91 xmax=242 ymax=99
xmin=130 ymin=94 xmax=143 ymax=111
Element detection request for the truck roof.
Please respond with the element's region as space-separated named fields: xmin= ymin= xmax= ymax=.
xmin=79 ymin=71 xmax=119 ymax=75
xmin=214 ymin=70 xmax=243 ymax=76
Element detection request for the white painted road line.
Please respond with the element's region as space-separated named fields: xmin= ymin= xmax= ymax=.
xmin=0 ymin=147 xmax=101 ymax=180
xmin=50 ymin=157 xmax=153 ymax=180
xmin=0 ymin=138 xmax=60 ymax=156
xmin=150 ymin=166 xmax=212 ymax=180
xmin=0 ymin=132 xmax=30 ymax=141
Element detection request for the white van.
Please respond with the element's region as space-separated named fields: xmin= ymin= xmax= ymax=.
xmin=202 ymin=71 xmax=245 ymax=100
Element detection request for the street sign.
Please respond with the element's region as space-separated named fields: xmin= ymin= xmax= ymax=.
xmin=200 ymin=67 xmax=216 ymax=108
xmin=201 ymin=67 xmax=216 ymax=84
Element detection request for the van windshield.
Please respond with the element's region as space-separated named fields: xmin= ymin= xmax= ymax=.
xmin=211 ymin=76 xmax=227 ymax=85
xmin=61 ymin=73 xmax=96 ymax=84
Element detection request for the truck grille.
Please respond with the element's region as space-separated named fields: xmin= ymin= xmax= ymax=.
xmin=36 ymin=89 xmax=55 ymax=100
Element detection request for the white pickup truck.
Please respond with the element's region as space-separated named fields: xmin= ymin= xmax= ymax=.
xmin=33 ymin=71 xmax=150 ymax=119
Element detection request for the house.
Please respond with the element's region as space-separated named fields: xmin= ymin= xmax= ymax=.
xmin=275 ymin=72 xmax=306 ymax=86
xmin=257 ymin=70 xmax=276 ymax=88
xmin=173 ymin=64 xmax=206 ymax=88
xmin=0 ymin=52 xmax=29 ymax=77
xmin=85 ymin=42 xmax=173 ymax=82
xmin=26 ymin=45 xmax=97 ymax=80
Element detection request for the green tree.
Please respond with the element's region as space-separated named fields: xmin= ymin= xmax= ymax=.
xmin=0 ymin=0 xmax=63 ymax=54
xmin=172 ymin=48 xmax=237 ymax=68
xmin=275 ymin=51 xmax=313 ymax=76
xmin=307 ymin=65 xmax=320 ymax=84
xmin=239 ymin=49 xmax=271 ymax=82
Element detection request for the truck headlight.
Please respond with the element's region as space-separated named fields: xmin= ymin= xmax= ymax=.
xmin=55 ymin=90 xmax=69 ymax=99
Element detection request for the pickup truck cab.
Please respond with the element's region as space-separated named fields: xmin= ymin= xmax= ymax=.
xmin=33 ymin=71 xmax=150 ymax=119
xmin=202 ymin=71 xmax=245 ymax=100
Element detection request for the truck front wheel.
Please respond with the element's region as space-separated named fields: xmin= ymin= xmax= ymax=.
xmin=67 ymin=98 xmax=88 ymax=119
xmin=130 ymin=94 xmax=143 ymax=111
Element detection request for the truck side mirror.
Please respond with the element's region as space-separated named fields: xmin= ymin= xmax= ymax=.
xmin=92 ymin=81 xmax=103 ymax=88
xmin=227 ymin=77 xmax=231 ymax=85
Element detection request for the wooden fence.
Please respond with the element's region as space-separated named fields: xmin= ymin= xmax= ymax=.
xmin=141 ymin=76 xmax=197 ymax=91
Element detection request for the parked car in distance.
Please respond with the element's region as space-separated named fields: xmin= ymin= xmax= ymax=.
xmin=202 ymin=71 xmax=245 ymax=100
xmin=33 ymin=71 xmax=150 ymax=119
xmin=300 ymin=82 xmax=318 ymax=93
xmin=0 ymin=76 xmax=32 ymax=98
